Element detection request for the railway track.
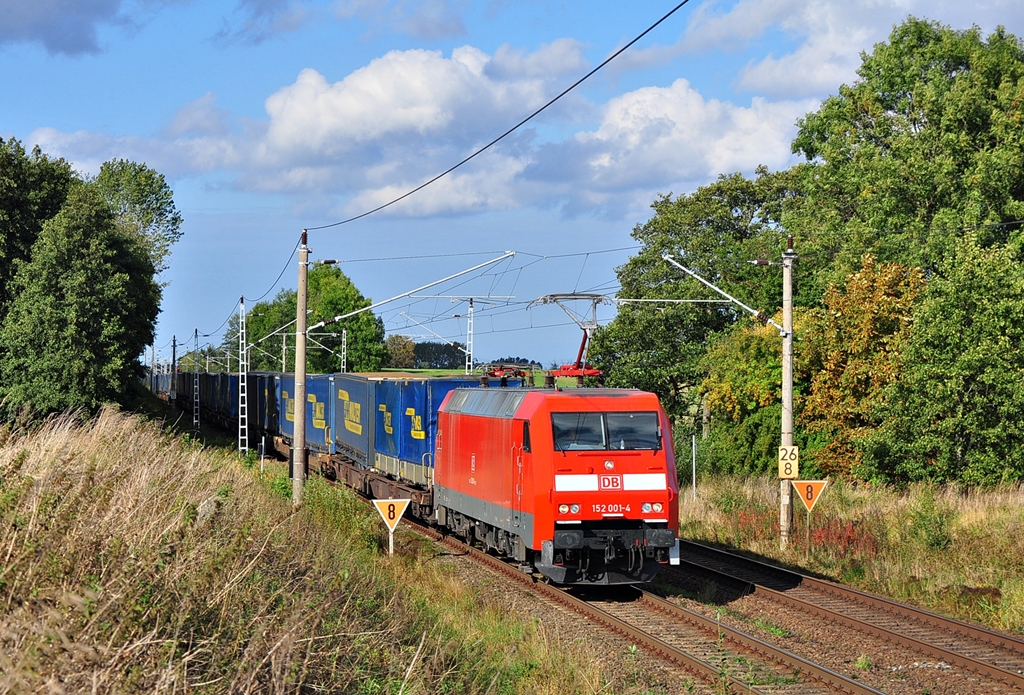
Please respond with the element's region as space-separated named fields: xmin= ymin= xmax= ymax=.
xmin=673 ymin=540 xmax=1024 ymax=691
xmin=410 ymin=520 xmax=885 ymax=694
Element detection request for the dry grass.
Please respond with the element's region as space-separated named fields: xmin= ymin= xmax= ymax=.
xmin=0 ymin=407 xmax=630 ymax=694
xmin=679 ymin=474 xmax=1024 ymax=633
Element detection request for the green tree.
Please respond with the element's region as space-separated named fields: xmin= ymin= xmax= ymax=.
xmin=93 ymin=159 xmax=183 ymax=274
xmin=413 ymin=341 xmax=465 ymax=369
xmin=307 ymin=264 xmax=386 ymax=373
xmin=789 ymin=17 xmax=1024 ymax=289
xmin=227 ymin=265 xmax=386 ymax=374
xmin=864 ymin=238 xmax=1024 ymax=485
xmin=385 ymin=334 xmax=415 ymax=369
xmin=0 ymin=184 xmax=161 ymax=414
xmin=787 ymin=18 xmax=1024 ymax=485
xmin=590 ymin=167 xmax=799 ymax=422
xmin=0 ymin=138 xmax=74 ymax=315
xmin=698 ymin=321 xmax=785 ymax=474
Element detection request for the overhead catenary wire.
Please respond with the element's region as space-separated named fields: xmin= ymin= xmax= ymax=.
xmin=245 ymin=237 xmax=300 ymax=303
xmin=304 ymin=2 xmax=693 ymax=230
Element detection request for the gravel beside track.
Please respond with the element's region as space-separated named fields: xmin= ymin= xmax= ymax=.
xmin=660 ymin=554 xmax=1023 ymax=694
xmin=409 ymin=531 xmax=704 ymax=694
xmin=403 ymin=525 xmax=891 ymax=694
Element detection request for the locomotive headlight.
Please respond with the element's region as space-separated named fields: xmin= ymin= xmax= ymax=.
xmin=642 ymin=503 xmax=652 ymax=513
xmin=604 ymin=460 xmax=615 ymax=470
xmin=653 ymin=502 xmax=664 ymax=512
xmin=570 ymin=504 xmax=580 ymax=514
xmin=559 ymin=504 xmax=570 ymax=514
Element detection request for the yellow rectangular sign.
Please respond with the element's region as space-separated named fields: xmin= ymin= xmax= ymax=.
xmin=778 ymin=446 xmax=799 ymax=479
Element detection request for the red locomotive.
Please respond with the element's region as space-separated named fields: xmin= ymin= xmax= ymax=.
xmin=434 ymin=387 xmax=679 ymax=584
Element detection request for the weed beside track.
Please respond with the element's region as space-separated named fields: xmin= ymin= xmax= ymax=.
xmin=0 ymin=407 xmax=625 ymax=694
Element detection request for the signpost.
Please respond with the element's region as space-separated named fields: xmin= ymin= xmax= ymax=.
xmin=778 ymin=446 xmax=799 ymax=479
xmin=792 ymin=480 xmax=828 ymax=550
xmin=373 ymin=499 xmax=411 ymax=555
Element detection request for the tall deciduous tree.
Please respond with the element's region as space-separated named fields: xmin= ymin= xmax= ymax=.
xmin=93 ymin=159 xmax=183 ymax=274
xmin=789 ymin=17 xmax=1024 ymax=290
xmin=590 ymin=167 xmax=799 ymax=422
xmin=799 ymin=256 xmax=924 ymax=477
xmin=385 ymin=335 xmax=415 ymax=369
xmin=0 ymin=138 xmax=74 ymax=316
xmin=864 ymin=239 xmax=1024 ymax=485
xmin=227 ymin=265 xmax=386 ymax=374
xmin=0 ymin=184 xmax=160 ymax=414
xmin=698 ymin=320 xmax=786 ymax=475
xmin=307 ymin=264 xmax=387 ymax=373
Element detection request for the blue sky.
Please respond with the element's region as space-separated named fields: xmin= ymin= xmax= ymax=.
xmin=3 ymin=0 xmax=1023 ymax=367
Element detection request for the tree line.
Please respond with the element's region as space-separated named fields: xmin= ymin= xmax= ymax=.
xmin=591 ymin=18 xmax=1024 ymax=486
xmin=0 ymin=140 xmax=179 ymax=417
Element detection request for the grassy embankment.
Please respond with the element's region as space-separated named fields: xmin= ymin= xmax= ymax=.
xmin=674 ymin=473 xmax=1024 ymax=633
xmin=0 ymin=407 xmax=650 ymax=694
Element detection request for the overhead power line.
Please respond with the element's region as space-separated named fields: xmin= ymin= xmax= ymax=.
xmin=305 ymin=1 xmax=693 ymax=231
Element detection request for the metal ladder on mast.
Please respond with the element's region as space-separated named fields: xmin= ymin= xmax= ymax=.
xmin=192 ymin=330 xmax=200 ymax=429
xmin=238 ymin=297 xmax=249 ymax=455
xmin=465 ymin=298 xmax=474 ymax=374
xmin=340 ymin=327 xmax=347 ymax=373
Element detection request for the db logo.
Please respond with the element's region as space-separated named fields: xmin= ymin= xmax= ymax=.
xmin=598 ymin=474 xmax=622 ymax=491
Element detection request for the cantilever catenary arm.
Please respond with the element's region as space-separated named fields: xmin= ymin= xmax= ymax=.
xmin=307 ymin=251 xmax=516 ymax=332
xmin=662 ymin=253 xmax=786 ymax=336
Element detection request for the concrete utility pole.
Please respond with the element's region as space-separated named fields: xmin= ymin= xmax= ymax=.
xmin=292 ymin=231 xmax=309 ymax=507
xmin=663 ymin=250 xmax=797 ymax=549
xmin=779 ymin=236 xmax=797 ymax=548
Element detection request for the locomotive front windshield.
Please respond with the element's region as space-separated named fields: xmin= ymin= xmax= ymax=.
xmin=551 ymin=412 xmax=661 ymax=451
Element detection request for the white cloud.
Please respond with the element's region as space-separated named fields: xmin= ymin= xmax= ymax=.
xmin=487 ymin=38 xmax=588 ymax=79
xmin=708 ymin=0 xmax=1024 ymax=97
xmin=163 ymin=92 xmax=233 ymax=138
xmin=254 ymin=46 xmax=557 ymax=169
xmin=345 ymin=153 xmax=529 ymax=216
xmin=516 ymin=79 xmax=813 ymax=216
xmin=607 ymin=0 xmax=1024 ymax=98
xmin=29 ymin=43 xmax=811 ymax=219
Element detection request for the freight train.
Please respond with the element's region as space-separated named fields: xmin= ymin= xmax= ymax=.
xmin=159 ymin=370 xmax=680 ymax=585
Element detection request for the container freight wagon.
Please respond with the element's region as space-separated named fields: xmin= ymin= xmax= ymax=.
xmin=306 ymin=373 xmax=496 ymax=516
xmin=433 ymin=388 xmax=679 ymax=585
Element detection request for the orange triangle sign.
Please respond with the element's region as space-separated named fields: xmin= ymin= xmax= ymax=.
xmin=793 ymin=480 xmax=828 ymax=513
xmin=373 ymin=499 xmax=411 ymax=531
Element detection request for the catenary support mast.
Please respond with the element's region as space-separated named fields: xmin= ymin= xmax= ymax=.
xmin=292 ymin=232 xmax=309 ymax=507
xmin=238 ymin=297 xmax=249 ymax=456
xmin=779 ymin=237 xmax=796 ymax=548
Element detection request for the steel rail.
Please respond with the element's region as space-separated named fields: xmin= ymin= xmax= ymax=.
xmin=637 ymin=590 xmax=886 ymax=695
xmin=405 ymin=519 xmax=882 ymax=694
xmin=677 ymin=540 xmax=1024 ymax=690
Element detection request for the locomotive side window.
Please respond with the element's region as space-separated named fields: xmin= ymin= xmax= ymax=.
xmin=552 ymin=413 xmax=605 ymax=450
xmin=551 ymin=412 xmax=660 ymax=451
